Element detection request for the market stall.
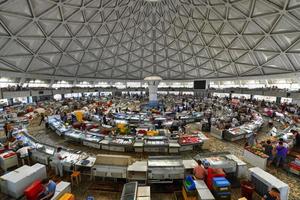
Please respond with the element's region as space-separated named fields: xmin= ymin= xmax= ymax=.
xmin=110 ymin=136 xmax=134 ymax=152
xmin=147 ymin=156 xmax=184 ymax=183
xmin=243 ymin=147 xmax=268 ymax=170
xmin=144 ymin=136 xmax=169 ymax=153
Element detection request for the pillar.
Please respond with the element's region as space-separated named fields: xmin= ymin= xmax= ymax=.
xmin=144 ymin=76 xmax=162 ymax=107
xmin=148 ymin=82 xmax=159 ymax=104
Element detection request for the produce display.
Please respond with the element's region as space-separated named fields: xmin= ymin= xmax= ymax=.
xmin=111 ymin=138 xmax=133 ymax=145
xmin=146 ymin=130 xmax=159 ymax=136
xmin=178 ymin=135 xmax=201 ymax=145
xmin=244 ymin=146 xmax=269 ymax=158
xmin=116 ymin=123 xmax=130 ymax=135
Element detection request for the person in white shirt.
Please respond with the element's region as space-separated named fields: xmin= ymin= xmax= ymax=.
xmin=16 ymin=145 xmax=31 ymax=165
xmin=276 ymin=138 xmax=289 ymax=149
xmin=53 ymin=147 xmax=67 ymax=177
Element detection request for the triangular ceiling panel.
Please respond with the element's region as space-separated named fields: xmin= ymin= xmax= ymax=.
xmin=2 ymin=55 xmax=32 ymax=71
xmin=0 ymin=0 xmax=32 ymax=17
xmin=27 ymin=58 xmax=53 ymax=72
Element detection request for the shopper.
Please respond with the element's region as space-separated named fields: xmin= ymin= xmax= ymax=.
xmin=6 ymin=122 xmax=13 ymax=139
xmin=45 ymin=115 xmax=49 ymax=129
xmin=3 ymin=122 xmax=8 ymax=138
xmin=277 ymin=138 xmax=289 ymax=149
xmin=38 ymin=178 xmax=56 ymax=200
xmin=263 ymin=140 xmax=274 ymax=166
xmin=261 ymin=187 xmax=280 ymax=200
xmin=193 ymin=160 xmax=207 ymax=180
xmin=53 ymin=147 xmax=67 ymax=177
xmin=39 ymin=113 xmax=45 ymax=126
xmin=275 ymin=141 xmax=288 ymax=167
xmin=102 ymin=115 xmax=107 ymax=125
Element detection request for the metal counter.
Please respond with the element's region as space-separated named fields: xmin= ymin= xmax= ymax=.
xmin=147 ymin=156 xmax=184 ymax=182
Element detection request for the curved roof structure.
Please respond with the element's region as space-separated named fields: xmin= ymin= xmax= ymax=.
xmin=0 ymin=0 xmax=299 ymax=80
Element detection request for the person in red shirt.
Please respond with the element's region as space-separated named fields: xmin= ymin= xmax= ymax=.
xmin=193 ymin=160 xmax=207 ymax=180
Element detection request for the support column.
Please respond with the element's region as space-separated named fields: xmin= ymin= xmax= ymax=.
xmin=148 ymin=83 xmax=159 ymax=104
xmin=144 ymin=76 xmax=162 ymax=107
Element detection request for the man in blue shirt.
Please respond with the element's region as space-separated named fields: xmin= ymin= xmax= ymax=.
xmin=39 ymin=178 xmax=56 ymax=200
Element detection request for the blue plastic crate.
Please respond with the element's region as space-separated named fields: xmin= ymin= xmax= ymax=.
xmin=212 ymin=177 xmax=230 ymax=188
xmin=184 ymin=176 xmax=196 ymax=191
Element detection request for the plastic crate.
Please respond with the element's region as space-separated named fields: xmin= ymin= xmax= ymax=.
xmin=24 ymin=180 xmax=44 ymax=200
xmin=212 ymin=184 xmax=231 ymax=193
xmin=212 ymin=177 xmax=230 ymax=187
xmin=59 ymin=193 xmax=75 ymax=200
xmin=184 ymin=176 xmax=196 ymax=191
xmin=213 ymin=191 xmax=231 ymax=200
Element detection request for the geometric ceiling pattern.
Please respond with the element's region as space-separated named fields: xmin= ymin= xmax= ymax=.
xmin=0 ymin=0 xmax=299 ymax=80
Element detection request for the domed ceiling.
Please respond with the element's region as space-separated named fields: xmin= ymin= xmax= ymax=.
xmin=0 ymin=0 xmax=299 ymax=80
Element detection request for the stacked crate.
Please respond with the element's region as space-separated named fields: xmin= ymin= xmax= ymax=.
xmin=212 ymin=177 xmax=231 ymax=200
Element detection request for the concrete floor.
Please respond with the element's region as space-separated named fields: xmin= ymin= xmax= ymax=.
xmin=1 ymin=118 xmax=300 ymax=200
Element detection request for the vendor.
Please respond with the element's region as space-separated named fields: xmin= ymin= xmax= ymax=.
xmin=261 ymin=187 xmax=280 ymax=200
xmin=17 ymin=144 xmax=31 ymax=165
xmin=38 ymin=178 xmax=56 ymax=200
xmin=291 ymin=130 xmax=300 ymax=147
xmin=263 ymin=140 xmax=274 ymax=167
xmin=193 ymin=160 xmax=207 ymax=180
xmin=53 ymin=147 xmax=67 ymax=177
xmin=248 ymin=133 xmax=258 ymax=146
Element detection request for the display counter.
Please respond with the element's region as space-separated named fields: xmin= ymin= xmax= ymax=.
xmin=0 ymin=151 xmax=18 ymax=171
xmin=100 ymin=139 xmax=110 ymax=150
xmin=194 ymin=152 xmax=247 ymax=178
xmin=178 ymin=133 xmax=206 ymax=152
xmin=47 ymin=115 xmax=209 ymax=153
xmin=147 ymin=156 xmax=184 ymax=183
xmin=134 ymin=141 xmax=144 ymax=153
xmin=168 ymin=141 xmax=181 ymax=153
xmin=110 ymin=136 xmax=134 ymax=152
xmin=64 ymin=129 xmax=84 ymax=142
xmin=144 ymin=136 xmax=169 ymax=153
xmin=243 ymin=149 xmax=267 ymax=170
xmin=127 ymin=161 xmax=147 ymax=184
xmin=120 ymin=182 xmax=138 ymax=200
xmin=224 ymin=118 xmax=263 ymax=141
xmin=82 ymin=132 xmax=104 ymax=149
xmin=0 ymin=164 xmax=47 ymax=199
xmin=224 ymin=127 xmax=246 ymax=141
xmin=210 ymin=126 xmax=223 ymax=139
xmin=249 ymin=167 xmax=289 ymax=200
xmin=11 ymin=129 xmax=97 ymax=178
xmin=93 ymin=154 xmax=132 ymax=179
